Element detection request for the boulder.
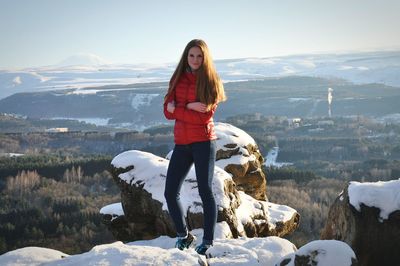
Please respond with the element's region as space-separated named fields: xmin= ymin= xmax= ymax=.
xmin=215 ymin=123 xmax=267 ymax=200
xmin=321 ymin=180 xmax=400 ymax=266
xmin=276 ymin=240 xmax=357 ymax=266
xmin=103 ymin=150 xmax=299 ymax=241
xmin=101 ymin=123 xmax=299 ymax=242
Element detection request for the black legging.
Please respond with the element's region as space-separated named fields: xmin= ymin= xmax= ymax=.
xmin=164 ymin=140 xmax=217 ymax=245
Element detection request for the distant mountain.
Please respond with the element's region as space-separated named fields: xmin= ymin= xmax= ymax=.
xmin=56 ymin=53 xmax=111 ymax=67
xmin=1 ymin=50 xmax=399 ymax=100
xmin=1 ymin=76 xmax=399 ymax=131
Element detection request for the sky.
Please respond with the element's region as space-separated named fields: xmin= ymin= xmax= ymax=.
xmin=1 ymin=0 xmax=400 ymax=68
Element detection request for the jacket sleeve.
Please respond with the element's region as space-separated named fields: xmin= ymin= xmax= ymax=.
xmin=163 ymin=93 xmax=175 ymax=120
xmin=173 ymin=104 xmax=217 ymax=124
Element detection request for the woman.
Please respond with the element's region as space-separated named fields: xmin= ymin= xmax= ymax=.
xmin=163 ymin=39 xmax=226 ymax=255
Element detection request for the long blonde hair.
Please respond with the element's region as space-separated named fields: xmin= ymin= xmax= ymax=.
xmin=164 ymin=39 xmax=226 ymax=109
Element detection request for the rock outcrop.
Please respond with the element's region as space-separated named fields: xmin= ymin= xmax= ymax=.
xmin=276 ymin=240 xmax=357 ymax=266
xmin=214 ymin=123 xmax=267 ymax=201
xmin=321 ymin=180 xmax=400 ymax=266
xmin=101 ymin=123 xmax=299 ymax=242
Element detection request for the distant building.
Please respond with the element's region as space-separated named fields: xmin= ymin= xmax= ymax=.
xmin=45 ymin=127 xmax=69 ymax=133
xmin=288 ymin=118 xmax=302 ymax=128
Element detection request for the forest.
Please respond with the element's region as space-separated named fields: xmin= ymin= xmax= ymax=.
xmin=1 ymin=113 xmax=399 ymax=254
xmin=0 ymin=166 xmax=119 ymax=254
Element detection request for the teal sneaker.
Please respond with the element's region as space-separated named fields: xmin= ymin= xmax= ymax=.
xmin=195 ymin=242 xmax=211 ymax=255
xmin=175 ymin=233 xmax=195 ymax=250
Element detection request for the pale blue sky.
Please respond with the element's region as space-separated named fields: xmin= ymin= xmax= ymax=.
xmin=1 ymin=0 xmax=399 ymax=68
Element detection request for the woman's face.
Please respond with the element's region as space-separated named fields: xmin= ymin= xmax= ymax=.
xmin=187 ymin=46 xmax=203 ymax=71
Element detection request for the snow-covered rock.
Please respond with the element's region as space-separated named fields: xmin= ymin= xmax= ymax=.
xmin=348 ymin=179 xmax=400 ymax=221
xmin=0 ymin=234 xmax=299 ymax=266
xmin=321 ymin=179 xmax=400 ymax=266
xmin=276 ymin=240 xmax=357 ymax=266
xmin=215 ymin=122 xmax=267 ymax=200
xmin=102 ymin=123 xmax=299 ymax=241
xmin=165 ymin=122 xmax=267 ymax=200
xmin=0 ymin=247 xmax=67 ymax=266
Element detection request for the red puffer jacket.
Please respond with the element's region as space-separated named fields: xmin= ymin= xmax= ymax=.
xmin=163 ymin=72 xmax=217 ymax=145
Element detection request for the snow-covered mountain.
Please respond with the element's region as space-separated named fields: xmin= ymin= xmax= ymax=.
xmin=56 ymin=53 xmax=111 ymax=67
xmin=1 ymin=50 xmax=399 ymax=100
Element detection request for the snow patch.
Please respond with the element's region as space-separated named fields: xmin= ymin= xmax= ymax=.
xmin=215 ymin=122 xmax=256 ymax=148
xmin=0 ymin=247 xmax=68 ymax=266
xmin=288 ymin=97 xmax=311 ymax=102
xmin=234 ymin=191 xmax=296 ymax=232
xmin=100 ymin=202 xmax=124 ymax=221
xmin=12 ymin=76 xmax=22 ymax=86
xmin=349 ymin=179 xmax=400 ymax=221
xmin=131 ymin=93 xmax=159 ymax=110
xmin=281 ymin=240 xmax=356 ymax=266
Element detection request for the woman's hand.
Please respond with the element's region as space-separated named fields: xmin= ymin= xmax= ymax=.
xmin=167 ymin=101 xmax=175 ymax=113
xmin=187 ymin=102 xmax=207 ymax=113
